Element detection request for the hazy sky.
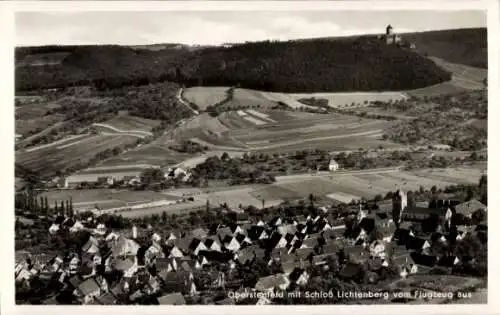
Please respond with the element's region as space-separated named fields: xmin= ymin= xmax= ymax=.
xmin=15 ymin=10 xmax=486 ymax=46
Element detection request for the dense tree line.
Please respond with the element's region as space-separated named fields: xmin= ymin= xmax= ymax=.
xmin=16 ymin=38 xmax=451 ymax=93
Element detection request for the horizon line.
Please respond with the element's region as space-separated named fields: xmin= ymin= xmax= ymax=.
xmin=14 ymin=26 xmax=486 ymax=49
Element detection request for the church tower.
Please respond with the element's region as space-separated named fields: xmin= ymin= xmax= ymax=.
xmin=392 ymin=189 xmax=407 ymax=225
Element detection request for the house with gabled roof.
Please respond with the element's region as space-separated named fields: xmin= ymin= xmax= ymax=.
xmin=411 ymin=252 xmax=438 ymax=267
xmin=204 ymin=237 xmax=222 ymax=252
xmin=247 ymin=225 xmax=268 ymax=241
xmin=113 ymin=257 xmax=136 ymax=273
xmin=288 ymin=268 xmax=309 ymax=286
xmin=82 ymin=238 xmax=100 ymax=256
xmin=228 ymin=224 xmax=246 ymax=236
xmin=216 ymin=227 xmax=233 ymax=241
xmin=267 ymin=232 xmax=288 ymax=250
xmin=297 ymin=235 xmax=320 ymax=249
xmin=270 ymin=247 xmax=288 ymax=263
xmin=369 ymin=240 xmax=387 ymax=259
xmin=454 ymin=199 xmax=486 ymax=218
xmin=111 ymin=236 xmax=140 ymax=258
xmin=144 ymin=243 xmax=164 ymax=264
xmin=277 ymin=224 xmax=297 ymax=236
xmin=165 ymin=244 xmax=184 ymax=258
xmin=255 ymin=273 xmax=290 ymax=292
xmin=315 ymin=220 xmax=333 ymax=233
xmin=294 ymin=215 xmax=307 ymax=225
xmin=406 ymin=237 xmax=431 ymax=251
xmin=171 ymin=237 xmax=193 ymax=255
xmin=191 ymin=228 xmax=208 ymax=239
xmin=342 ymin=245 xmax=369 ymax=264
xmin=312 ymin=253 xmax=338 ymax=268
xmin=160 ymin=269 xmax=197 ymax=296
xmin=189 ymin=238 xmax=208 ymax=256
xmin=157 ymin=292 xmax=186 ymax=305
xmin=392 ymin=252 xmax=418 ymax=278
xmin=166 ymin=231 xmax=181 ymax=243
xmin=256 ymin=219 xmax=266 ymax=227
xmin=105 ymin=231 xmax=120 ymax=242
xmin=339 ymin=262 xmax=363 ymax=281
xmin=269 ymin=216 xmax=283 ymax=227
xmin=96 ymin=291 xmax=117 ymax=305
xmin=77 ymin=277 xmax=101 ymax=303
xmin=437 ymin=255 xmax=461 ymax=267
xmin=321 ymin=238 xmax=344 ymax=255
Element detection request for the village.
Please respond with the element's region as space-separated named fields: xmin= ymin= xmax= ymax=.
xmin=11 ymin=9 xmax=490 ymax=307
xmin=14 ymin=176 xmax=488 ymax=305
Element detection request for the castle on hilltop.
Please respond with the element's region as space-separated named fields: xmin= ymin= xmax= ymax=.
xmin=384 ymin=25 xmax=402 ymax=45
xmin=379 ymin=25 xmax=416 ymax=49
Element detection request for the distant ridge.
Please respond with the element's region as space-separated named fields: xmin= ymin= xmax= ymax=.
xmin=15 ymin=27 xmax=486 ymax=92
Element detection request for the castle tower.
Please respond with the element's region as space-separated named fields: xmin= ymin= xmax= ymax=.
xmin=386 ymin=24 xmax=394 ymax=36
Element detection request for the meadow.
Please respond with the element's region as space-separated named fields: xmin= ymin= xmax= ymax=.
xmin=165 ymin=109 xmax=402 ymax=155
xmin=182 ymin=86 xmax=229 ymax=110
xmin=79 ymin=164 xmax=486 ymax=218
xmin=257 ymin=165 xmax=485 ymax=203
xmin=218 ymin=88 xmax=278 ymax=110
xmin=16 ymin=134 xmax=140 ymax=177
xmin=92 ymin=115 xmax=160 ymax=137
xmin=39 ymin=189 xmax=182 ymax=211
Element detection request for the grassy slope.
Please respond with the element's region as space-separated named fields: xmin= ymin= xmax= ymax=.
xmin=403 ymin=28 xmax=487 ymax=68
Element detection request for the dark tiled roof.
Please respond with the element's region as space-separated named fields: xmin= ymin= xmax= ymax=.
xmin=96 ymin=292 xmax=117 ymax=304
xmin=403 ymin=207 xmax=448 ymax=217
xmin=288 ymin=268 xmax=307 ymax=282
xmin=406 ymin=237 xmax=429 ymax=251
xmin=78 ymin=278 xmax=100 ymax=296
xmin=455 ymin=199 xmax=486 ymax=216
xmin=157 ymin=292 xmax=186 ymax=305
xmin=339 ymin=263 xmax=363 ymax=278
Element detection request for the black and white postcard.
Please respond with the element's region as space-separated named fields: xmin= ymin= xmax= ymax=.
xmin=0 ymin=1 xmax=498 ymax=314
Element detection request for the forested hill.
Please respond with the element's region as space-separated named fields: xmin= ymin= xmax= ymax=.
xmin=16 ymin=36 xmax=452 ymax=93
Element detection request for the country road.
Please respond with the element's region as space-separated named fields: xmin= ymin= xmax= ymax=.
xmin=177 ymin=88 xmax=200 ymax=115
xmin=92 ymin=123 xmax=153 ymax=137
xmin=274 ymin=167 xmax=403 ymax=183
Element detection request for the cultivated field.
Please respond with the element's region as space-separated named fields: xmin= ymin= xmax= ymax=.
xmin=16 ymin=116 xmax=65 ymax=139
xmin=260 ymin=92 xmax=317 ymax=110
xmin=92 ymin=115 xmax=160 ymax=137
xmin=182 ymin=86 xmax=229 ymax=110
xmin=15 ymin=134 xmax=140 ymax=177
xmin=167 ymin=109 xmax=403 ymax=155
xmin=97 ymin=144 xmax=190 ymax=168
xmin=258 ymin=165 xmax=485 ymax=203
xmin=220 ymin=88 xmax=278 ymax=110
xmin=16 ymin=52 xmax=70 ymax=67
xmin=94 ymin=165 xmax=486 ymax=218
xmin=406 ymin=57 xmax=486 ymax=98
xmin=290 ymin=91 xmax=408 ymax=108
xmin=39 ymin=189 xmax=182 ymax=211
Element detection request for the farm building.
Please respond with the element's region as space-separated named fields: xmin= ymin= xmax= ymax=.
xmin=328 ymin=159 xmax=340 ymax=172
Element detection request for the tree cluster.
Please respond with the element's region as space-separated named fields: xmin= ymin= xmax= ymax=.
xmin=16 ymin=38 xmax=451 ymax=93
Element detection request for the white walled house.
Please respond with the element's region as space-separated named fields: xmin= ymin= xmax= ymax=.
xmin=329 ymin=159 xmax=340 ymax=172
